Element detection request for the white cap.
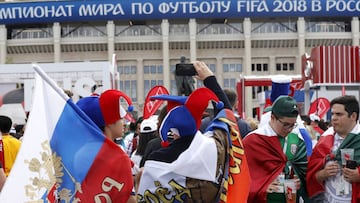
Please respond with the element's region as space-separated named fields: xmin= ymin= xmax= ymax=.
xmin=140 ymin=116 xmax=158 ymax=133
xmin=10 ymin=127 xmax=16 ymax=134
xmin=310 ymin=113 xmax=320 ymax=122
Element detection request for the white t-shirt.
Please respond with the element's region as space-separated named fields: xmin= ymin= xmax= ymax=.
xmin=130 ymin=151 xmax=142 ymax=175
xmin=324 ymin=134 xmax=351 ymax=203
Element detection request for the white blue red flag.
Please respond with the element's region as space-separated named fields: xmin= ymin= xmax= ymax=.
xmin=0 ymin=65 xmax=133 ymax=202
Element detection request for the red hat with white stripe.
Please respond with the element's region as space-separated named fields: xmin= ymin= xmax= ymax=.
xmin=99 ymin=89 xmax=133 ymax=125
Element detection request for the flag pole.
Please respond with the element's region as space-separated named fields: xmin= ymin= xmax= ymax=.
xmin=32 ymin=64 xmax=69 ymax=101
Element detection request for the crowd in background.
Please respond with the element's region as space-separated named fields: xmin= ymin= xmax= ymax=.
xmin=0 ymin=61 xmax=359 ymax=203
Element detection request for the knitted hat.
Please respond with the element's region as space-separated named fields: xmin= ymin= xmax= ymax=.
xmin=159 ymin=87 xmax=223 ymax=147
xmin=270 ymin=75 xmax=294 ymax=103
xmin=76 ymin=96 xmax=105 ymax=129
xmin=272 ymin=96 xmax=298 ymax=118
xmin=99 ymin=90 xmax=133 ymax=125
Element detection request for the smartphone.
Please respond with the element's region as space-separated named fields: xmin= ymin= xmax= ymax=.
xmin=346 ymin=160 xmax=357 ymax=169
xmin=175 ymin=63 xmax=197 ymax=76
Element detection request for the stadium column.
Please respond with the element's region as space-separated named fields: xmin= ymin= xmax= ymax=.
xmin=189 ymin=19 xmax=197 ymax=89
xmin=137 ymin=59 xmax=144 ymax=106
xmin=107 ymin=21 xmax=115 ymax=62
xmin=189 ymin=19 xmax=197 ymax=62
xmin=351 ymin=17 xmax=359 ymax=46
xmin=216 ymin=57 xmax=223 ymax=87
xmin=269 ymin=56 xmax=276 ymax=75
xmin=53 ymin=22 xmax=61 ymax=63
xmin=161 ymin=19 xmax=171 ymax=91
xmin=0 ymin=25 xmax=6 ymax=64
xmin=243 ymin=18 xmax=252 ymax=118
xmin=297 ymin=17 xmax=305 ymax=80
xmin=297 ymin=17 xmax=306 ymax=114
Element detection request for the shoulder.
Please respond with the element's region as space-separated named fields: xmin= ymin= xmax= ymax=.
xmin=243 ymin=131 xmax=261 ymax=143
xmin=147 ymin=137 xmax=161 ymax=148
xmin=147 ymin=147 xmax=174 ymax=163
xmin=244 ymin=126 xmax=277 ymax=143
xmin=321 ymin=127 xmax=334 ymax=137
xmin=211 ymin=129 xmax=229 ymax=144
xmin=237 ymin=118 xmax=248 ymax=125
xmin=287 ymin=132 xmax=301 ymax=143
xmin=247 ymin=126 xmax=271 ymax=137
xmin=2 ymin=135 xmax=21 ymax=144
xmin=237 ymin=118 xmax=251 ymax=129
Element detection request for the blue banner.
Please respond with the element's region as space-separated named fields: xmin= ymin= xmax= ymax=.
xmin=1 ymin=0 xmax=360 ymax=25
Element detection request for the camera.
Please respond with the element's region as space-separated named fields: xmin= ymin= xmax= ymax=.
xmin=175 ymin=63 xmax=197 ymax=76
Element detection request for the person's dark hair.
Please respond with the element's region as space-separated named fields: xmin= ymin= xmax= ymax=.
xmin=136 ymin=106 xmax=168 ymax=156
xmin=301 ymin=115 xmax=311 ymax=125
xmin=330 ymin=95 xmax=359 ymax=121
xmin=157 ymin=106 xmax=168 ymax=124
xmin=154 ymin=106 xmax=168 ymax=137
xmin=135 ymin=117 xmax=144 ymax=127
xmin=133 ymin=116 xmax=144 ymax=137
xmin=0 ymin=115 xmax=12 ymax=133
xmin=15 ymin=124 xmax=24 ymax=134
xmin=135 ymin=132 xmax=157 ymax=155
xmin=318 ymin=119 xmax=328 ymax=131
xmin=63 ymin=89 xmax=73 ymax=98
xmin=223 ymin=88 xmax=237 ymax=108
xmin=129 ymin=122 xmax=137 ymax=131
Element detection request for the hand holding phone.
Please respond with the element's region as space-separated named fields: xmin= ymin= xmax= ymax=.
xmin=346 ymin=160 xmax=357 ymax=169
xmin=175 ymin=63 xmax=197 ymax=76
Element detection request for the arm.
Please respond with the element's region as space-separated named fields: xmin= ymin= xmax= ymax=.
xmin=193 ymin=61 xmax=232 ymax=110
xmin=342 ymin=166 xmax=360 ymax=183
xmin=126 ymin=195 xmax=137 ymax=203
xmin=266 ymin=179 xmax=281 ymax=193
xmin=0 ymin=163 xmax=6 ymax=191
xmin=314 ymin=160 xmax=340 ymax=183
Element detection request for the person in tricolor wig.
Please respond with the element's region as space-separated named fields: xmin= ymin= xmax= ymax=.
xmin=306 ymin=95 xmax=360 ymax=203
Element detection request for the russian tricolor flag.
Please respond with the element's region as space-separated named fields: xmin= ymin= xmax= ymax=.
xmin=0 ymin=65 xmax=133 ymax=202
